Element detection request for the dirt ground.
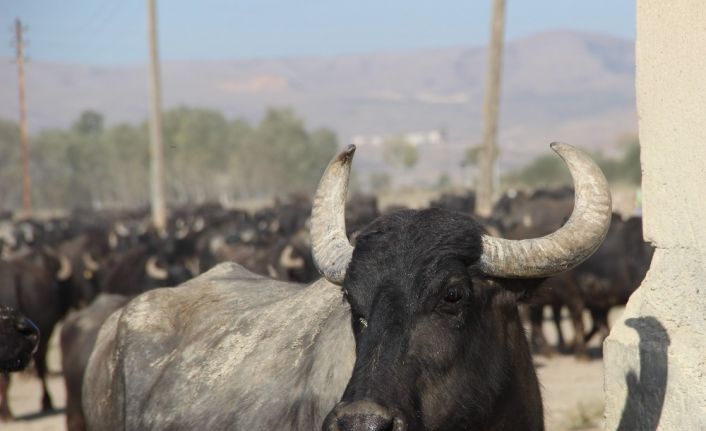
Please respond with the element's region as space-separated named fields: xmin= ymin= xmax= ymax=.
xmin=3 ymin=328 xmax=66 ymax=431
xmin=3 ymin=309 xmax=620 ymax=431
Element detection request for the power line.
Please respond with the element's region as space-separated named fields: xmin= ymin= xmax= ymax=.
xmin=10 ymin=1 xmax=135 ymax=63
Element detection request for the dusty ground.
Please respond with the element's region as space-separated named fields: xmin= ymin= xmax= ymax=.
xmin=3 ymin=309 xmax=620 ymax=431
xmin=4 ymin=328 xmax=66 ymax=431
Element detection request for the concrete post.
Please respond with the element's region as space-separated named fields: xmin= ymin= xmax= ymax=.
xmin=603 ymin=1 xmax=706 ymax=429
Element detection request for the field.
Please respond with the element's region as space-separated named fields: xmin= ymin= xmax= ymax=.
xmin=4 ymin=308 xmax=619 ymax=431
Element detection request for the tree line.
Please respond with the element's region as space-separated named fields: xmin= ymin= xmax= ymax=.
xmin=0 ymin=106 xmax=640 ymax=212
xmin=501 ymin=136 xmax=641 ymax=189
xmin=0 ymin=107 xmax=338 ymax=211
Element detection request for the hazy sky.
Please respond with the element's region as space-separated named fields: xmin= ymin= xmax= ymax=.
xmin=2 ymin=1 xmax=635 ymax=64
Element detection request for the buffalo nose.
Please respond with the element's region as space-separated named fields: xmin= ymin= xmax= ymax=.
xmin=15 ymin=316 xmax=39 ymax=346
xmin=324 ymin=400 xmax=406 ymax=431
xmin=338 ymin=413 xmax=391 ymax=431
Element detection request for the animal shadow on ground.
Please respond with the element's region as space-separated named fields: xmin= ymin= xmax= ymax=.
xmin=585 ymin=346 xmax=603 ymax=360
xmin=14 ymin=407 xmax=65 ymax=421
xmin=617 ymin=316 xmax=669 ymax=431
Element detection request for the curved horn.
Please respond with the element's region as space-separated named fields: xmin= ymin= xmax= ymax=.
xmin=279 ymin=245 xmax=305 ymax=269
xmin=114 ymin=222 xmax=130 ymax=237
xmin=175 ymin=225 xmax=190 ymax=239
xmin=310 ymin=145 xmax=356 ymax=285
xmin=193 ymin=216 xmax=205 ymax=232
xmin=479 ymin=142 xmax=612 ymax=278
xmin=82 ymin=252 xmax=100 ymax=272
xmin=108 ymin=232 xmax=119 ymax=249
xmin=57 ymin=254 xmax=72 ymax=281
xmin=145 ymin=256 xmax=168 ymax=280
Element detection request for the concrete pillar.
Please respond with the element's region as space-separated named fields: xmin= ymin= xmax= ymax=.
xmin=603 ymin=1 xmax=706 ymax=429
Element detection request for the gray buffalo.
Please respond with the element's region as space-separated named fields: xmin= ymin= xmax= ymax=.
xmin=84 ymin=143 xmax=611 ymax=431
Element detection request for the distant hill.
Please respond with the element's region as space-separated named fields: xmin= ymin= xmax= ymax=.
xmin=0 ymin=30 xmax=636 ymax=186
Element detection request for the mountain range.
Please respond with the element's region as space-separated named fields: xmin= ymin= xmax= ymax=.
xmin=0 ymin=30 xmax=636 ymax=185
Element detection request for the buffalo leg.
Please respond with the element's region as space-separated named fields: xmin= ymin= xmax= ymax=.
xmin=567 ymin=300 xmax=588 ymax=360
xmin=585 ymin=307 xmax=609 ymax=345
xmin=529 ymin=305 xmax=554 ymax=356
xmin=64 ymin=367 xmax=86 ymax=431
xmin=592 ymin=307 xmax=611 ymax=344
xmin=0 ymin=373 xmax=11 ymax=421
xmin=551 ymin=304 xmax=566 ymax=352
xmin=65 ymin=396 xmax=85 ymax=431
xmin=35 ymin=337 xmax=54 ymax=412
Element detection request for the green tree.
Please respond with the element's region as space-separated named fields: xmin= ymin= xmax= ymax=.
xmin=162 ymin=107 xmax=231 ymax=202
xmin=502 ymin=137 xmax=642 ymax=189
xmin=464 ymin=145 xmax=482 ymax=167
xmin=0 ymin=119 xmax=21 ymax=208
xmin=616 ymin=136 xmax=641 ymax=185
xmin=102 ymin=123 xmax=149 ymax=205
xmin=594 ymin=136 xmax=641 ymax=186
xmin=435 ymin=173 xmax=452 ymax=190
xmin=369 ymin=172 xmax=391 ymax=191
xmin=72 ymin=110 xmax=104 ymax=135
xmin=0 ymin=107 xmax=341 ymax=211
xmin=235 ymin=108 xmax=337 ymax=197
xmin=502 ymin=154 xmax=571 ymax=188
xmin=383 ymin=136 xmax=418 ymax=169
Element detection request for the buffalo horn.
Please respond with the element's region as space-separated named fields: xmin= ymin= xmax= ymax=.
xmin=193 ymin=216 xmax=205 ymax=232
xmin=279 ymin=245 xmax=305 ymax=269
xmin=82 ymin=252 xmax=100 ymax=272
xmin=175 ymin=225 xmax=189 ymax=239
xmin=479 ymin=142 xmax=612 ymax=278
xmin=310 ymin=145 xmax=356 ymax=285
xmin=108 ymin=232 xmax=119 ymax=249
xmin=114 ymin=222 xmax=130 ymax=237
xmin=57 ymin=254 xmax=72 ymax=281
xmin=145 ymin=256 xmax=168 ymax=280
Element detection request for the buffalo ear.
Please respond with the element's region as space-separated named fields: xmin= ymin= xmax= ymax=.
xmin=491 ymin=277 xmax=548 ymax=304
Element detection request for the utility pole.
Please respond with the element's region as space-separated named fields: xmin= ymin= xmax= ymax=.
xmin=146 ymin=0 xmax=167 ymax=230
xmin=476 ymin=0 xmax=506 ymax=217
xmin=14 ymin=19 xmax=32 ymax=216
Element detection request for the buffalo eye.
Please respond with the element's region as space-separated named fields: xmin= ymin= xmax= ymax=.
xmin=352 ymin=314 xmax=368 ymax=333
xmin=443 ymin=285 xmax=464 ymax=304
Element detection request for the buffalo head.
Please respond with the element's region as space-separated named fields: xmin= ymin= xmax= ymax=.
xmin=313 ymin=143 xmax=611 ymax=430
xmin=0 ymin=306 xmax=39 ymax=372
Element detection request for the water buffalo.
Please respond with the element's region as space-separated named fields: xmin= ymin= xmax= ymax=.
xmin=0 ymin=305 xmax=39 ymax=372
xmin=576 ymin=215 xmax=653 ymax=343
xmin=99 ymin=243 xmax=193 ymax=296
xmin=490 ymin=187 xmax=586 ymax=356
xmin=61 ymin=294 xmax=130 ymax=431
xmin=83 ymin=143 xmax=611 ymax=431
xmin=0 ymin=249 xmax=72 ymax=419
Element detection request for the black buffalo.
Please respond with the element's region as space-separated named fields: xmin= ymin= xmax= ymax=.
xmin=83 ymin=143 xmax=611 ymax=431
xmin=490 ymin=188 xmax=588 ymax=356
xmin=62 ymin=294 xmax=130 ymax=431
xmin=0 ymin=249 xmax=72 ymax=419
xmin=576 ymin=215 xmax=653 ymax=344
xmin=0 ymin=305 xmax=39 ymax=373
xmin=498 ymin=194 xmax=652 ymax=358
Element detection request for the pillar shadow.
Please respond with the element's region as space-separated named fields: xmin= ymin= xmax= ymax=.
xmin=617 ymin=316 xmax=670 ymax=431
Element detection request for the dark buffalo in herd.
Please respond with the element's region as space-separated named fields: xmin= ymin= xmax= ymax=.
xmin=490 ymin=187 xmax=653 ymax=358
xmin=0 ymin=305 xmax=38 ymax=373
xmin=0 ymin=245 xmax=73 ymax=417
xmin=0 ymin=143 xmax=652 ymax=430
xmin=61 ymin=294 xmax=130 ymax=431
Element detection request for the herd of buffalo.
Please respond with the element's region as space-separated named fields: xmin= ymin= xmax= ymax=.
xmin=0 ymin=143 xmax=652 ymax=430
